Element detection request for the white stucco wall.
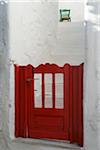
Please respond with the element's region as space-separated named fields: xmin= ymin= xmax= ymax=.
xmin=52 ymin=21 xmax=85 ymax=64
xmin=84 ymin=0 xmax=99 ymax=150
xmin=0 ymin=4 xmax=3 ymax=130
xmin=0 ymin=2 xmax=10 ymax=148
xmin=0 ymin=2 xmax=9 ymax=134
xmin=95 ymin=2 xmax=100 ymax=150
xmin=9 ymin=2 xmax=58 ymax=66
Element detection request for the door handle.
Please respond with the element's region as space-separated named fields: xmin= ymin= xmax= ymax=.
xmin=34 ymin=78 xmax=39 ymax=80
xmin=26 ymin=78 xmax=40 ymax=82
xmin=26 ymin=78 xmax=34 ymax=82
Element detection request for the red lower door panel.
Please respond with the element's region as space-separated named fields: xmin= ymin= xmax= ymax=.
xmin=29 ymin=109 xmax=68 ymax=140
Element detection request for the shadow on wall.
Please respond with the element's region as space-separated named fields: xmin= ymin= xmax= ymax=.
xmin=0 ymin=0 xmax=9 ymax=142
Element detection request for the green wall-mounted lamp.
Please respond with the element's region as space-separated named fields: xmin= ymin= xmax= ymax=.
xmin=60 ymin=9 xmax=71 ymax=22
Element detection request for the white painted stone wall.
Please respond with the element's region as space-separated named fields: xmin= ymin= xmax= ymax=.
xmin=52 ymin=21 xmax=85 ymax=64
xmin=0 ymin=3 xmax=3 ymax=130
xmin=84 ymin=0 xmax=99 ymax=150
xmin=95 ymin=2 xmax=100 ymax=150
xmin=9 ymin=1 xmax=58 ymax=66
xmin=0 ymin=2 xmax=9 ymax=134
xmin=0 ymin=1 xmax=10 ymax=148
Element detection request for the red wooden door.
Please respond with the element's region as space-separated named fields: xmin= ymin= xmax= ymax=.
xmin=15 ymin=63 xmax=83 ymax=146
xmin=27 ymin=64 xmax=70 ymax=140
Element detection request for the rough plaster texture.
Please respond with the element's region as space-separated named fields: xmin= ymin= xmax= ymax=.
xmin=84 ymin=0 xmax=99 ymax=150
xmin=52 ymin=22 xmax=85 ymax=62
xmin=0 ymin=2 xmax=11 ymax=150
xmin=95 ymin=2 xmax=100 ymax=150
xmin=9 ymin=1 xmax=58 ymax=66
xmin=0 ymin=4 xmax=2 ymax=130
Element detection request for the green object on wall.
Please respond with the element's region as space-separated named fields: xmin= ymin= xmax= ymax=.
xmin=60 ymin=9 xmax=71 ymax=22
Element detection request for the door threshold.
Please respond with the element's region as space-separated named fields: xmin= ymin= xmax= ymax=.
xmin=13 ymin=138 xmax=81 ymax=150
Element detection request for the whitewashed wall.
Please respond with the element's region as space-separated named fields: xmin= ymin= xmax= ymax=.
xmin=84 ymin=0 xmax=99 ymax=150
xmin=0 ymin=2 xmax=9 ymax=134
xmin=0 ymin=4 xmax=3 ymax=130
xmin=52 ymin=22 xmax=85 ymax=64
xmin=9 ymin=2 xmax=58 ymax=66
xmin=95 ymin=2 xmax=100 ymax=150
xmin=0 ymin=2 xmax=10 ymax=148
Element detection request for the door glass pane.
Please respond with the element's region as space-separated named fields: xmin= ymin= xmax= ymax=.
xmin=55 ymin=74 xmax=64 ymax=109
xmin=34 ymin=74 xmax=42 ymax=108
xmin=45 ymin=74 xmax=52 ymax=108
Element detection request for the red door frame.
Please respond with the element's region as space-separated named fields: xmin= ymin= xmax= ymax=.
xmin=15 ymin=63 xmax=83 ymax=146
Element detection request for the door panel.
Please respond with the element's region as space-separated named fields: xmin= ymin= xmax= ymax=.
xmin=15 ymin=63 xmax=83 ymax=146
xmin=29 ymin=64 xmax=69 ymax=140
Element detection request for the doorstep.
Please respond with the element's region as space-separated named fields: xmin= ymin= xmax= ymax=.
xmin=13 ymin=138 xmax=81 ymax=150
